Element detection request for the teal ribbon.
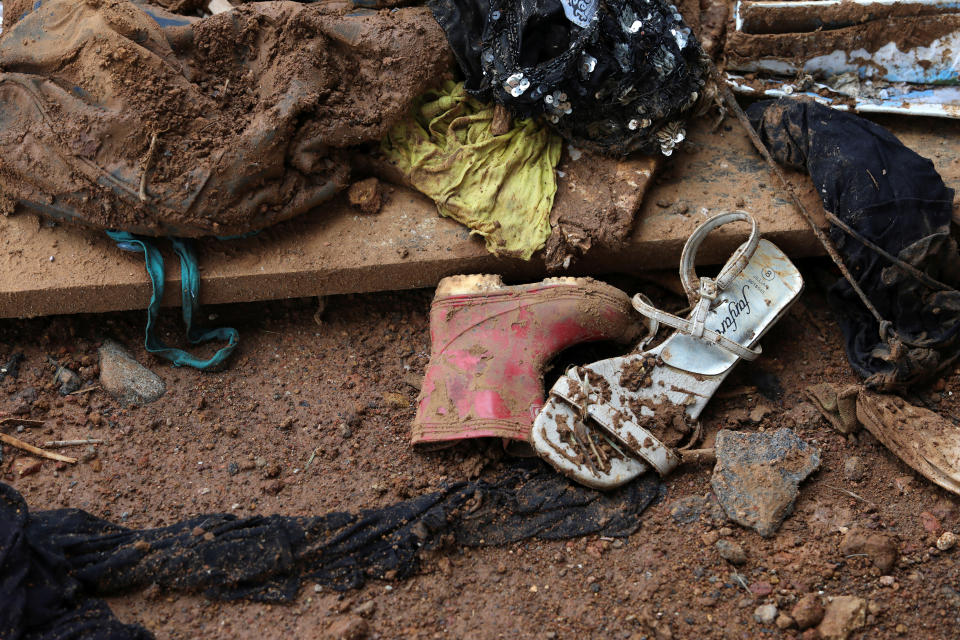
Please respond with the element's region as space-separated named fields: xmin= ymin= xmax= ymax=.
xmin=106 ymin=231 xmax=238 ymax=370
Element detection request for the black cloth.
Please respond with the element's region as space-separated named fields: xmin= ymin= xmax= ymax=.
xmin=749 ymin=98 xmax=960 ymax=391
xmin=1 ymin=463 xmax=661 ymax=639
xmin=429 ymin=0 xmax=708 ymax=156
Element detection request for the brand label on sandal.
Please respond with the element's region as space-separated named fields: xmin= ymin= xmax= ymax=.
xmin=560 ymin=0 xmax=597 ymax=28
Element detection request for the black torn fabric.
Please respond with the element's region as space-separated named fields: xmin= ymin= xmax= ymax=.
xmin=429 ymin=0 xmax=709 ymax=156
xmin=748 ymin=98 xmax=960 ymax=391
xmin=1 ymin=464 xmax=661 ymax=639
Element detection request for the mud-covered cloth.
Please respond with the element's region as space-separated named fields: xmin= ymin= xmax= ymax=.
xmin=748 ymin=98 xmax=960 ymax=391
xmin=0 ymin=464 xmax=661 ymax=639
xmin=382 ymin=81 xmax=562 ymax=259
xmin=0 ymin=0 xmax=451 ymax=237
xmin=428 ymin=0 xmax=708 ymax=156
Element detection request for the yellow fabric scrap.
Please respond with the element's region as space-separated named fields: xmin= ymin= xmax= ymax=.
xmin=382 ymin=81 xmax=562 ymax=260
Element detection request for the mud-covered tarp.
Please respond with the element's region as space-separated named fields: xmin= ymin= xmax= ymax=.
xmin=383 ymin=81 xmax=562 ymax=259
xmin=0 ymin=0 xmax=451 ymax=237
xmin=748 ymin=98 xmax=960 ymax=390
xmin=1 ymin=463 xmax=661 ymax=640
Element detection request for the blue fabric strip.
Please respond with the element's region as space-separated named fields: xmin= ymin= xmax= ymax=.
xmin=106 ymin=231 xmax=238 ymax=370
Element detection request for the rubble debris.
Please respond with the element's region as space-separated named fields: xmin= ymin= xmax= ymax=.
xmin=817 ymin=596 xmax=867 ymax=640
xmin=791 ymin=593 xmax=825 ymax=631
xmin=383 ymin=81 xmax=561 ymax=259
xmin=715 ymin=539 xmax=747 ymax=565
xmin=840 ymin=528 xmax=898 ymax=573
xmin=428 ymin=0 xmax=709 ymax=156
xmin=753 ymin=603 xmax=778 ymax=625
xmin=749 ymin=98 xmax=960 ymax=391
xmin=98 ymin=340 xmax=166 ymax=406
xmin=857 ymin=390 xmax=960 ymax=496
xmin=937 ymin=531 xmax=958 ymax=551
xmin=347 ymin=178 xmax=384 ymax=215
xmin=711 ymin=428 xmax=821 ymax=537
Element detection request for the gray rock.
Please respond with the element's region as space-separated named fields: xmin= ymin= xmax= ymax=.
xmin=715 ymin=539 xmax=747 ymax=565
xmin=711 ymin=428 xmax=820 ymax=537
xmin=843 ymin=456 xmax=865 ymax=482
xmin=55 ymin=366 xmax=81 ymax=395
xmin=99 ymin=340 xmax=166 ymax=405
xmin=754 ymin=604 xmax=778 ymax=625
xmin=668 ymin=495 xmax=706 ymax=524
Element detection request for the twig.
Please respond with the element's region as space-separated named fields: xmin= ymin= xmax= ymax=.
xmin=68 ymin=385 xmax=100 ymax=396
xmin=43 ymin=439 xmax=104 ymax=448
xmin=304 ymin=447 xmax=319 ymax=472
xmin=0 ymin=433 xmax=77 ymax=463
xmin=0 ymin=418 xmax=45 ymax=429
xmin=139 ymin=133 xmax=159 ymax=203
xmin=825 ymin=483 xmax=877 ymax=507
xmin=679 ymin=448 xmax=716 ymax=465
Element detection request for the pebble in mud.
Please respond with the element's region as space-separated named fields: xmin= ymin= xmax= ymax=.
xmin=936 ymin=531 xmax=957 ymax=551
xmin=843 ymin=456 xmax=865 ymax=482
xmin=715 ymin=539 xmax=747 ymax=565
xmin=754 ymin=604 xmax=778 ymax=625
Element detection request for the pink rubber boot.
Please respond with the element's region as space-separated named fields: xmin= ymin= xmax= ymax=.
xmin=412 ymin=275 xmax=642 ymax=448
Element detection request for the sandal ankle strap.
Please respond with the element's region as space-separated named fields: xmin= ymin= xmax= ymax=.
xmin=632 ymin=211 xmax=763 ymax=362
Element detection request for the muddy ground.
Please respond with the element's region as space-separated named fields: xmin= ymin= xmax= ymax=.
xmin=2 ymin=263 xmax=959 ymax=639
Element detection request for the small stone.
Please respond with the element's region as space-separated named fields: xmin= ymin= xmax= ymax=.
xmin=920 ymin=511 xmax=942 ymax=533
xmin=791 ymin=594 xmax=825 ymax=630
xmin=936 ymin=531 xmax=957 ymax=551
xmin=262 ymin=463 xmax=281 ymax=479
xmin=776 ymin=614 xmax=795 ymax=630
xmin=347 ymin=178 xmax=383 ymax=215
xmin=749 ymin=404 xmax=773 ymax=423
xmin=263 ymin=480 xmax=285 ymax=495
xmin=322 ymin=615 xmax=369 ymax=640
xmin=192 ymin=526 xmax=205 ymax=537
xmin=784 ymin=402 xmax=822 ymax=429
xmin=352 ymin=600 xmax=376 ymax=617
xmin=133 ymin=540 xmax=151 ymax=552
xmin=879 ymin=575 xmax=896 ymax=586
xmin=801 ymin=629 xmax=821 ymax=640
xmin=701 ymin=531 xmax=719 ymax=546
xmin=711 ymin=428 xmax=820 ymax=537
xmin=80 ymin=445 xmax=98 ymax=463
xmin=279 ymin=416 xmax=294 ymax=431
xmin=750 ymin=581 xmax=773 ymax=597
xmin=895 ymin=623 xmax=908 ymax=635
xmin=339 ymin=423 xmax=353 ymax=439
xmin=496 ymin=563 xmax=507 ymax=574
xmin=98 ymin=340 xmax=166 ymax=405
xmin=203 ymin=532 xmax=215 ymax=542
xmin=14 ymin=459 xmax=42 ymax=477
xmin=382 ymin=392 xmax=409 ymax=409
xmin=668 ymin=495 xmax=705 ymax=524
xmin=228 ymin=462 xmax=239 ymax=476
xmin=754 ymin=604 xmax=778 ymax=625
xmin=842 ymin=457 xmax=865 ymax=482
xmin=840 ymin=528 xmax=898 ymax=572
xmin=817 ymin=596 xmax=866 ymax=640
xmin=55 ymin=366 xmax=81 ymax=395
xmin=715 ymin=539 xmax=747 ymax=565
xmin=90 ymin=459 xmax=102 ymax=472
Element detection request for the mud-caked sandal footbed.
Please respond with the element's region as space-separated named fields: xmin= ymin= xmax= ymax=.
xmin=532 ymin=211 xmax=804 ymax=489
xmin=411 ymin=274 xmax=644 ymax=448
xmin=857 ymin=390 xmax=960 ymax=496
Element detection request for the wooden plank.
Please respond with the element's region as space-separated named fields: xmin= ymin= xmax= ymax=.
xmin=2 ymin=114 xmax=958 ymax=318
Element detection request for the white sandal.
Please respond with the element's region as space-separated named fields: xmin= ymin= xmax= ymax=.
xmin=532 ymin=211 xmax=805 ymax=489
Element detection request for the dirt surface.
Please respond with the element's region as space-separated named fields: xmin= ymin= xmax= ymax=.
xmin=3 ymin=265 xmax=960 ymax=639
